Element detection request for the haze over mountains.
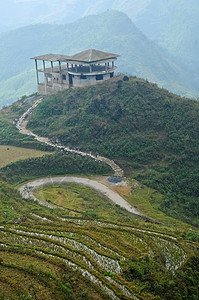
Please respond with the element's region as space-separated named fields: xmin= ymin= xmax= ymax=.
xmin=0 ymin=9 xmax=199 ymax=108
xmin=0 ymin=1 xmax=199 ymax=107
xmin=2 ymin=0 xmax=199 ymax=69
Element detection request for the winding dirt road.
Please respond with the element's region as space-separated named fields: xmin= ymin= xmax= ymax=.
xmin=19 ymin=176 xmax=143 ymax=216
xmin=16 ymin=98 xmax=143 ymax=216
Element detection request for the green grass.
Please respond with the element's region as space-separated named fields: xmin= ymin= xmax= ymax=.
xmin=0 ymin=249 xmax=102 ymax=300
xmin=0 ymin=145 xmax=52 ymax=168
xmin=123 ymin=179 xmax=194 ymax=232
xmin=33 ymin=180 xmax=197 ymax=236
xmin=34 ymin=183 xmax=138 ymax=224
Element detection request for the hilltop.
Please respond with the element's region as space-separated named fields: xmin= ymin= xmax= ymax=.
xmin=26 ymin=75 xmax=199 ymax=227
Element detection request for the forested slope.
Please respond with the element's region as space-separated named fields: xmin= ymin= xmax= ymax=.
xmin=27 ymin=75 xmax=199 ymax=226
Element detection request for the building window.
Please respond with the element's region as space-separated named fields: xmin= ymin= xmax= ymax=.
xmin=96 ymin=74 xmax=103 ymax=81
xmin=62 ymin=74 xmax=66 ymax=80
xmin=110 ymin=72 xmax=114 ymax=78
xmin=80 ymin=74 xmax=87 ymax=79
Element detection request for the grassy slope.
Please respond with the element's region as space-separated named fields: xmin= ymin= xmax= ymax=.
xmin=0 ymin=145 xmax=52 ymax=168
xmin=27 ymin=75 xmax=199 ymax=226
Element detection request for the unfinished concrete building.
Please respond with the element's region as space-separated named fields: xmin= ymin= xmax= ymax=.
xmin=31 ymin=49 xmax=119 ymax=95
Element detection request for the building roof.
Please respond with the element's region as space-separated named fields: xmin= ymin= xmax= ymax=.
xmin=68 ymin=49 xmax=120 ymax=63
xmin=31 ymin=54 xmax=70 ymax=62
xmin=31 ymin=49 xmax=119 ymax=63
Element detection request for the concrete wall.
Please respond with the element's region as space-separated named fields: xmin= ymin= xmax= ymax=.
xmin=45 ymin=83 xmax=69 ymax=95
xmin=40 ymin=72 xmax=69 ymax=95
xmin=38 ymin=71 xmax=114 ymax=95
xmin=38 ymin=84 xmax=45 ymax=95
xmin=72 ymin=72 xmax=113 ymax=87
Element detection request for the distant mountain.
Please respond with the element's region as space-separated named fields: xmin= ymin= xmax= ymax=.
xmin=0 ymin=0 xmax=90 ymax=32
xmin=126 ymin=0 xmax=199 ymax=71
xmin=0 ymin=10 xmax=198 ymax=108
xmin=1 ymin=0 xmax=199 ymax=71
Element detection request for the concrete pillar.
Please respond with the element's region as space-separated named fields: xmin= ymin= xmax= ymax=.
xmin=59 ymin=61 xmax=63 ymax=83
xmin=35 ymin=59 xmax=39 ymax=85
xmin=90 ymin=64 xmax=92 ymax=72
xmin=105 ymin=63 xmax=107 ymax=71
xmin=43 ymin=60 xmax=46 ymax=72
xmin=45 ymin=75 xmax=48 ymax=94
xmin=75 ymin=64 xmax=78 ymax=72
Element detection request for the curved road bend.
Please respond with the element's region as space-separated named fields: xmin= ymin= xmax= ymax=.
xmin=19 ymin=176 xmax=143 ymax=216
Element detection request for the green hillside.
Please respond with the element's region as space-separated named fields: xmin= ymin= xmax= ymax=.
xmin=0 ymin=10 xmax=198 ymax=108
xmin=26 ymin=75 xmax=199 ymax=227
xmin=0 ymin=80 xmax=199 ymax=299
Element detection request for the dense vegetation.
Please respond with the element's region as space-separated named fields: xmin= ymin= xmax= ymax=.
xmin=27 ymin=75 xmax=199 ymax=226
xmin=0 ymin=10 xmax=198 ymax=108
xmin=0 ymin=152 xmax=111 ymax=186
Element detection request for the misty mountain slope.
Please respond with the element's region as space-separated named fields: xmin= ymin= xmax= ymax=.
xmin=131 ymin=0 xmax=199 ymax=70
xmin=0 ymin=10 xmax=198 ymax=108
xmin=0 ymin=0 xmax=93 ymax=33
xmin=83 ymin=0 xmax=199 ymax=69
xmin=0 ymin=0 xmax=149 ymax=33
xmin=2 ymin=0 xmax=199 ymax=72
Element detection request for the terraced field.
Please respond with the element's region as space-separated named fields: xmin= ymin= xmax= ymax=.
xmin=0 ymin=215 xmax=187 ymax=299
xmin=1 ymin=177 xmax=193 ymax=300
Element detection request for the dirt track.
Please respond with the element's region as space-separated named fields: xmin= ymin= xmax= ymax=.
xmin=19 ymin=176 xmax=143 ymax=216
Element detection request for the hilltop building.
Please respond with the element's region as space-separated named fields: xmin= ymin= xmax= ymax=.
xmin=31 ymin=49 xmax=119 ymax=95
